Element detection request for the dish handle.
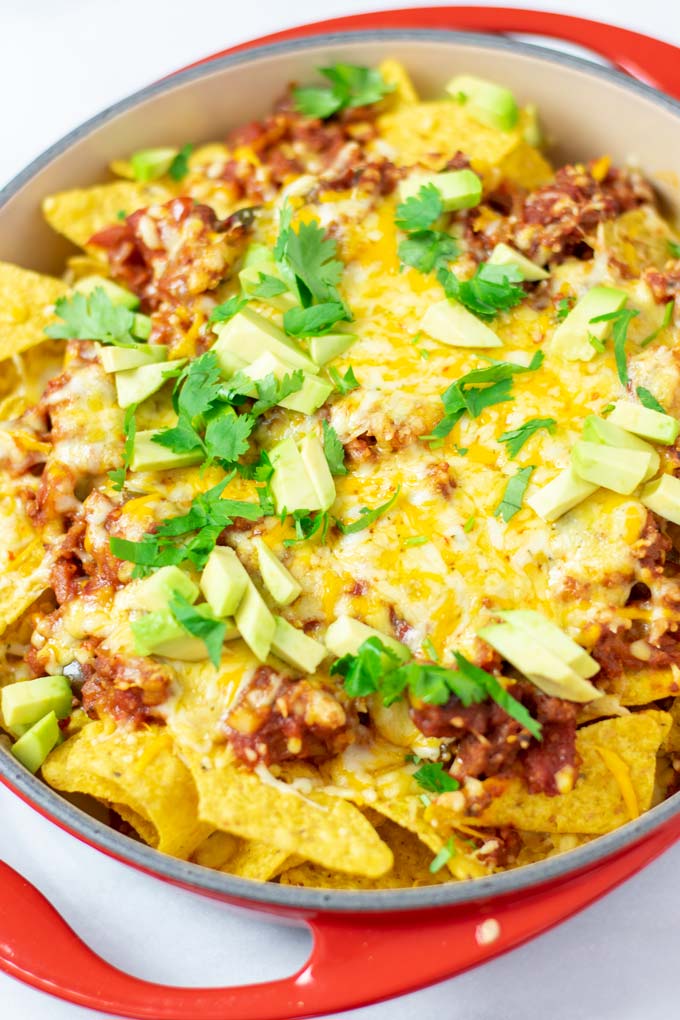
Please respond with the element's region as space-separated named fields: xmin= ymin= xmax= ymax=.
xmin=215 ymin=7 xmax=680 ymax=101
xmin=1 ymin=814 xmax=679 ymax=1020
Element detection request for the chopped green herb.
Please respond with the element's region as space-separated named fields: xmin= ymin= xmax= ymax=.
xmin=640 ymin=300 xmax=674 ymax=348
xmin=498 ymin=416 xmax=556 ymax=458
xmin=421 ymin=637 xmax=440 ymax=662
xmin=404 ymin=535 xmax=428 ymax=547
xmin=330 ymin=636 xmax=403 ymax=698
xmin=108 ymin=403 xmax=137 ymax=491
xmin=283 ymin=508 xmax=330 ymax=547
xmin=494 ymin=465 xmax=535 ymax=522
xmin=429 ymin=838 xmax=455 ymax=874
xmin=455 ymin=444 xmax=469 ymax=456
xmin=438 ymin=262 xmax=525 ymax=321
xmin=452 ymin=652 xmax=541 ymax=739
xmin=463 ymin=515 xmax=475 ymax=533
xmin=293 ymin=64 xmax=394 ymax=120
xmin=556 ymin=297 xmax=572 ymax=321
xmin=283 ymin=301 xmax=348 ymax=337
xmin=168 ymin=592 xmax=226 ymax=667
xmin=278 ymin=218 xmax=344 ymax=308
xmin=636 ymin=386 xmax=665 ymax=413
xmin=116 ymin=209 xmax=127 ymax=221
xmin=209 ymin=294 xmax=248 ymax=323
xmin=335 ymin=487 xmax=400 ymax=535
xmin=168 ymin=143 xmax=193 ymax=182
xmin=252 ymin=273 xmax=288 ymax=299
xmin=587 ymin=332 xmax=606 ymax=353
xmin=413 ymin=762 xmax=459 ymax=794
xmin=395 ymin=183 xmax=443 ymax=232
xmin=668 ymin=240 xmax=680 ymax=258
xmin=590 ymin=306 xmax=639 ymax=385
xmin=45 ymin=288 xmax=143 ymax=348
xmin=601 ymin=403 xmax=615 ymax=416
xmin=398 ymin=230 xmax=459 ymax=274
xmin=322 ymin=420 xmax=347 ymax=476
xmin=328 ymin=365 xmax=360 ymax=394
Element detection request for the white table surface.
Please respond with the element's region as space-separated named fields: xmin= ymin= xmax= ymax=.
xmin=1 ymin=1 xmax=679 ymax=1017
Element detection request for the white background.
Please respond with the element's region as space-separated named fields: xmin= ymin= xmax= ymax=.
xmin=1 ymin=1 xmax=679 ymax=1018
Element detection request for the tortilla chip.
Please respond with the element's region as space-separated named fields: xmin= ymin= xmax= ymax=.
xmin=513 ymin=830 xmax=594 ymax=868
xmin=377 ymin=59 xmax=419 ymax=107
xmin=604 ymin=665 xmax=680 ymax=706
xmin=473 ymin=711 xmax=672 ymax=834
xmin=279 ymin=819 xmax=450 ymax=889
xmin=42 ymin=721 xmax=210 ymax=858
xmin=42 ymin=181 xmax=173 ymax=249
xmin=111 ymin=802 xmax=159 ymax=846
xmin=191 ymin=830 xmax=294 ymax=881
xmin=187 ymin=753 xmax=393 ymax=878
xmin=0 ymin=538 xmax=49 ymax=638
xmin=0 ymin=261 xmax=67 ymax=361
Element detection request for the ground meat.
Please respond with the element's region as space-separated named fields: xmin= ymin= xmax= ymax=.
xmin=426 ymin=460 xmax=456 ymax=498
xmin=632 ymin=512 xmax=672 ymax=576
xmin=80 ymin=651 xmax=171 ymax=726
xmin=389 ymin=606 xmax=416 ymax=644
xmin=476 ymin=827 xmax=522 ymax=868
xmin=445 ymin=151 xmax=471 ymax=172
xmin=317 ymin=143 xmax=400 ymax=196
xmin=644 ymin=260 xmax=680 ymax=303
xmin=592 ymin=623 xmax=680 ymax=679
xmin=411 ymin=682 xmax=577 ymax=795
xmin=89 ymin=196 xmax=250 ymax=310
xmin=344 ymin=434 xmax=378 ymax=463
xmin=224 ymin=666 xmax=351 ymax=767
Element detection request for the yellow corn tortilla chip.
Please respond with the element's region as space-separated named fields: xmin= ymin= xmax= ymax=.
xmin=191 ymin=830 xmax=294 ymax=881
xmin=111 ymin=802 xmax=159 ymax=847
xmin=279 ymin=819 xmax=450 ymax=889
xmin=473 ymin=711 xmax=672 ymax=834
xmin=377 ymin=59 xmax=419 ymax=107
xmin=513 ymin=830 xmax=594 ymax=868
xmin=0 ymin=261 xmax=67 ymax=361
xmin=42 ymin=180 xmax=173 ymax=250
xmin=43 ymin=721 xmax=210 ymax=858
xmin=604 ymin=666 xmax=680 ymax=706
xmin=186 ymin=753 xmax=393 ymax=878
xmin=0 ymin=538 xmax=49 ymax=638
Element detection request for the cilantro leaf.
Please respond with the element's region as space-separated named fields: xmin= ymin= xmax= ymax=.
xmin=45 ymin=288 xmax=142 ymax=348
xmin=252 ymin=273 xmax=288 ymax=298
xmin=636 ymin=386 xmax=665 ymax=413
xmin=283 ymin=302 xmax=348 ymax=337
xmin=209 ymin=294 xmax=248 ymax=323
xmin=398 ymin=231 xmax=459 ymax=274
xmin=395 ymin=183 xmax=443 ymax=232
xmin=556 ymin=297 xmax=572 ymax=321
xmin=412 ymin=762 xmax=459 ymax=794
xmin=329 ymin=636 xmax=403 ymax=698
xmin=430 ymin=838 xmax=456 ymax=874
xmin=108 ymin=403 xmax=137 ymax=491
xmin=590 ymin=306 xmax=639 ymax=385
xmin=498 ymin=416 xmax=556 ymax=458
xmin=282 ymin=220 xmax=344 ymax=306
xmin=152 ymin=417 xmax=204 ymax=455
xmin=283 ymin=508 xmax=330 ymax=547
xmin=322 ymin=420 xmax=347 ymax=476
xmin=273 ymin=201 xmax=293 ymax=263
xmin=438 ymin=262 xmax=525 ymax=321
xmin=168 ymin=592 xmax=226 ymax=667
xmin=204 ymin=409 xmax=254 ymax=465
xmin=493 ymin=465 xmax=535 ymax=522
xmin=335 ymin=487 xmax=400 ymax=535
xmin=669 ymin=240 xmax=680 ymax=258
xmin=175 ymin=351 xmax=223 ymax=420
xmin=249 ymin=370 xmax=305 ymax=416
xmin=328 ymin=365 xmax=360 ymax=394
xmin=293 ymin=64 xmax=393 ymax=120
xmin=168 ymin=143 xmax=193 ymax=182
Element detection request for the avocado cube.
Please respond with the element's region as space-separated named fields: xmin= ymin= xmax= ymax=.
xmin=130 ymin=146 xmax=178 ymax=182
xmin=10 ymin=711 xmax=62 ymax=773
xmin=130 ymin=431 xmax=203 ymax=473
xmin=608 ymin=401 xmax=680 ymax=446
xmin=399 ymin=169 xmax=482 ymax=211
xmin=300 ymin=435 xmax=336 ymax=511
xmin=324 ymin=615 xmax=409 ymax=661
xmin=269 ymin=437 xmax=322 ymax=514
xmin=582 ymin=416 xmax=659 ymax=479
xmin=445 ymin=74 xmax=519 ymax=131
xmin=213 ymin=307 xmax=317 ymax=374
xmin=234 ymin=580 xmax=276 ymax=662
xmin=115 ymin=359 xmax=186 ymax=409
xmin=571 ymin=441 xmax=655 ymax=494
xmin=243 ymin=352 xmax=332 ymax=415
xmin=270 ymin=616 xmax=326 ymax=673
xmin=74 ymin=275 xmax=140 ymax=310
xmin=2 ymin=675 xmax=72 ymax=736
xmin=420 ymin=299 xmax=502 ymax=348
xmin=488 ymin=243 xmax=549 ymax=282
xmin=254 ymin=538 xmax=302 ymax=607
xmin=132 ymin=604 xmax=234 ymax=661
xmin=308 ymin=332 xmax=357 ymax=366
xmin=498 ymin=609 xmax=599 ymax=679
xmin=526 ymin=466 xmax=598 ymax=522
xmin=132 ymin=314 xmax=152 ymax=340
xmin=550 ymin=286 xmax=628 ymax=362
xmin=100 ymin=344 xmax=168 ymax=374
xmin=133 ymin=566 xmax=200 ymax=611
xmin=200 ymin=547 xmax=249 ymax=617
xmin=641 ymin=473 xmax=680 ymax=526
xmin=478 ymin=622 xmax=599 ymax=702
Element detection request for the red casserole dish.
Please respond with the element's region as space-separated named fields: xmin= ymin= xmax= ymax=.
xmin=1 ymin=8 xmax=680 ymax=1018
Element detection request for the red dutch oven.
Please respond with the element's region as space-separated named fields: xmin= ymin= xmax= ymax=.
xmin=1 ymin=8 xmax=680 ymax=1018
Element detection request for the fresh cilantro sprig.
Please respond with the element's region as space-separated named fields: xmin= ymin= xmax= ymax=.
xmin=395 ymin=183 xmax=459 ymax=274
xmin=283 ymin=301 xmax=348 ymax=337
xmin=108 ymin=403 xmax=137 ymax=491
xmin=328 ymin=365 xmax=360 ymax=394
xmin=494 ymin=465 xmax=535 ymax=522
xmin=45 ymin=287 xmax=145 ymax=348
xmin=322 ymin=421 xmax=347 ymax=476
xmin=395 ymin=183 xmax=443 ymax=232
xmin=276 ymin=214 xmax=344 ymax=307
xmin=335 ymin=487 xmax=400 ymax=535
xmin=555 ymin=297 xmax=572 ymax=321
xmin=637 ymin=386 xmax=665 ymax=413
xmin=498 ymin=416 xmax=556 ymax=458
xmin=589 ymin=306 xmax=639 ymax=385
xmin=252 ymin=274 xmax=288 ymax=299
xmin=168 ymin=592 xmax=226 ymax=667
xmin=293 ymin=64 xmax=394 ymax=120
xmin=412 ymin=762 xmax=460 ymax=794
xmin=438 ymin=262 xmax=525 ymax=321
xmin=283 ymin=509 xmax=330 ymax=547
xmin=209 ymin=294 xmax=248 ymax=323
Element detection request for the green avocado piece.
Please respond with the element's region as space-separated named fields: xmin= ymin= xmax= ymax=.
xmin=420 ymin=299 xmax=502 ymax=348
xmin=254 ymin=538 xmax=302 ymax=607
xmin=243 ymin=352 xmax=332 ymax=415
xmin=115 ymin=359 xmax=186 ymax=409
xmin=497 ymin=609 xmax=599 ymax=679
xmin=608 ymin=401 xmax=680 ymax=445
xmin=131 ymin=604 xmax=235 ymax=660
xmin=100 ymin=344 xmax=168 ymax=373
xmin=133 ymin=566 xmax=199 ymax=611
xmin=488 ymin=243 xmax=549 ymax=282
xmin=571 ymin=440 xmax=655 ymax=494
xmin=582 ymin=415 xmax=659 ymax=479
xmin=213 ymin=307 xmax=316 ymax=373
xmin=234 ymin=579 xmax=276 ymax=662
xmin=478 ymin=623 xmax=599 ymax=702
xmin=399 ymin=169 xmax=482 ymax=211
xmin=269 ymin=437 xmax=322 ymax=514
xmin=11 ymin=711 xmax=62 ymax=773
xmin=73 ymin=275 xmax=140 ymax=310
xmin=2 ymin=675 xmax=72 ymax=735
xmin=300 ymin=434 xmax=336 ymax=511
xmin=308 ymin=332 xmax=357 ymax=366
xmin=130 ymin=146 xmax=178 ymax=182
xmin=132 ymin=314 xmax=152 ymax=341
xmin=640 ymin=473 xmax=680 ymax=526
xmin=270 ymin=616 xmax=326 ymax=673
xmin=130 ymin=431 xmax=203 ymax=473
xmin=446 ymin=74 xmax=519 ymax=131
xmin=324 ymin=615 xmax=410 ymax=661
xmin=526 ymin=466 xmax=598 ymax=522
xmin=550 ymin=286 xmax=628 ymax=362
xmin=200 ymin=546 xmax=250 ymax=617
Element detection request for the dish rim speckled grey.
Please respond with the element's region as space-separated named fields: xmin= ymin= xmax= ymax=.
xmin=1 ymin=28 xmax=679 ymax=913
